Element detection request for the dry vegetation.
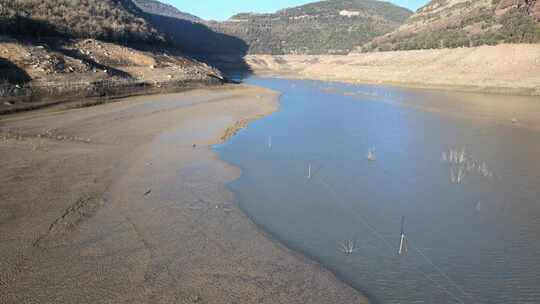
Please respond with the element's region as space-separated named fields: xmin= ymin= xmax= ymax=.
xmin=0 ymin=0 xmax=164 ymax=43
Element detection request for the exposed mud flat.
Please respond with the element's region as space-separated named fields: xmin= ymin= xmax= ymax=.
xmin=0 ymin=85 xmax=368 ymax=304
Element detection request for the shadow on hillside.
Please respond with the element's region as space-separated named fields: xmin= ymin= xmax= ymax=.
xmin=139 ymin=12 xmax=253 ymax=81
xmin=0 ymin=14 xmax=58 ymax=39
xmin=0 ymin=57 xmax=32 ymax=85
xmin=2 ymin=12 xmax=252 ymax=82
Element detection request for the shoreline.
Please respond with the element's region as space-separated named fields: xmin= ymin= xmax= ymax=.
xmin=251 ymin=70 xmax=540 ymax=97
xmin=239 ymin=44 xmax=540 ymax=97
xmin=0 ymin=84 xmax=368 ymax=303
xmin=0 ymin=78 xmax=226 ymax=116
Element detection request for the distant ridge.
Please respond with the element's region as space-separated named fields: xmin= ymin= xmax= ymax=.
xmin=131 ymin=0 xmax=202 ymax=23
xmin=205 ymin=0 xmax=413 ymax=54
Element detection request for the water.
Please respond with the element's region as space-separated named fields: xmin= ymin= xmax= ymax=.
xmin=216 ymin=77 xmax=540 ymax=304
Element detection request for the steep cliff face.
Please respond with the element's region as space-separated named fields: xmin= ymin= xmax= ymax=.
xmin=361 ymin=0 xmax=540 ymax=52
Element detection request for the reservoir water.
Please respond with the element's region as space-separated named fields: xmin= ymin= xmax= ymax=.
xmin=216 ymin=77 xmax=540 ymax=304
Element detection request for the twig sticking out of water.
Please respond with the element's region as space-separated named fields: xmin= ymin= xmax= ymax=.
xmin=449 ymin=166 xmax=466 ymax=184
xmin=479 ymin=161 xmax=492 ymax=178
xmin=476 ymin=201 xmax=482 ymax=212
xmin=339 ymin=240 xmax=358 ymax=254
xmin=442 ymin=147 xmax=495 ymax=184
xmin=466 ymin=161 xmax=476 ymax=172
xmin=458 ymin=148 xmax=467 ymax=164
xmin=367 ymin=148 xmax=376 ymax=162
xmin=443 ymin=148 xmax=467 ymax=165
xmin=457 ymin=167 xmax=465 ymax=184
xmin=450 ymin=149 xmax=457 ymax=164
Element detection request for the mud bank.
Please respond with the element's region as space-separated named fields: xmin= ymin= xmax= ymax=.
xmin=0 ymin=85 xmax=368 ymax=304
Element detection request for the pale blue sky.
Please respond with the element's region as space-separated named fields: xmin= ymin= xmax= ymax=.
xmin=165 ymin=0 xmax=429 ymax=21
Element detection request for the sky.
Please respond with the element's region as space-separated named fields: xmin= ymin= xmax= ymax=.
xmin=165 ymin=0 xmax=430 ymax=21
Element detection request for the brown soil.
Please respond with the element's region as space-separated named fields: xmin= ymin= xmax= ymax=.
xmin=0 ymin=85 xmax=368 ymax=304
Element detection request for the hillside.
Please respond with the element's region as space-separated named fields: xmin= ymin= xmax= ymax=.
xmin=362 ymin=0 xmax=540 ymax=52
xmin=131 ymin=0 xmax=201 ymax=23
xmin=0 ymin=0 xmax=226 ymax=112
xmin=206 ymin=0 xmax=412 ymax=55
xmin=0 ymin=0 xmax=165 ymax=44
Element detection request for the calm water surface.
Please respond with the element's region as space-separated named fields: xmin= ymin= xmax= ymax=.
xmin=216 ymin=78 xmax=540 ymax=304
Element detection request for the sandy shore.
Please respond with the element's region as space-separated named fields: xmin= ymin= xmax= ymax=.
xmin=244 ymin=44 xmax=540 ymax=96
xmin=0 ymin=85 xmax=368 ymax=304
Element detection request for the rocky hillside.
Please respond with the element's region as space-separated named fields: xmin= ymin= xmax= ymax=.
xmin=131 ymin=0 xmax=201 ymax=23
xmin=362 ymin=0 xmax=540 ymax=52
xmin=0 ymin=0 xmax=225 ymax=112
xmin=206 ymin=0 xmax=412 ymax=55
xmin=0 ymin=36 xmax=224 ymax=113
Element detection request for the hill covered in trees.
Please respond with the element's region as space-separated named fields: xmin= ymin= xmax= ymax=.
xmin=0 ymin=0 xmax=165 ymax=44
xmin=361 ymin=0 xmax=540 ymax=52
xmin=205 ymin=0 xmax=412 ymax=55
